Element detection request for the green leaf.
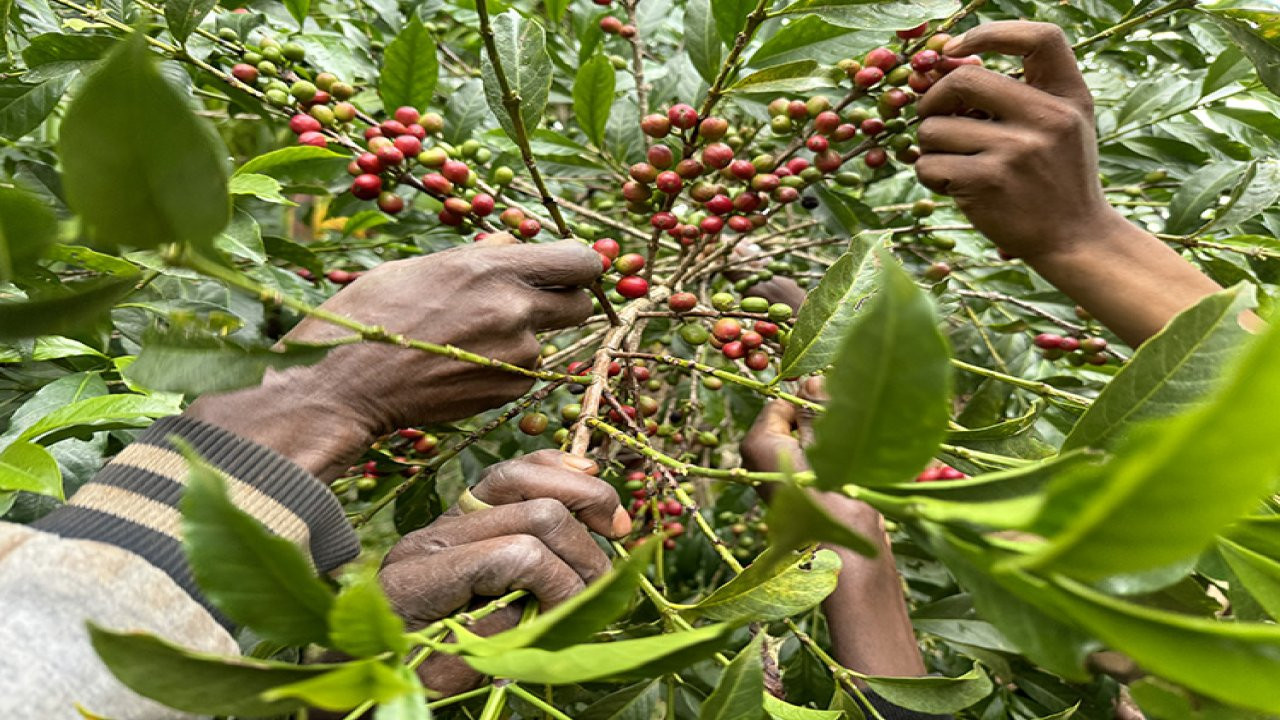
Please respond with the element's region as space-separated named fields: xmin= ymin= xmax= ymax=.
xmin=46 ymin=244 xmax=141 ymax=277
xmin=0 ymin=275 xmax=137 ymax=341
xmin=284 ymin=0 xmax=309 ymax=28
xmin=379 ymin=17 xmax=439 ymax=115
xmin=766 ymin=484 xmax=879 ymax=560
xmin=686 ymin=548 xmax=840 ymax=624
xmin=763 ymin=695 xmax=842 ymax=720
xmin=17 ymin=394 xmax=177 ymax=444
xmin=481 ymin=11 xmax=552 ymax=139
xmin=453 ymin=537 xmax=658 ymax=656
xmin=262 ymin=659 xmax=413 ymax=711
xmin=1016 ymin=312 xmax=1280 ymax=581
xmin=573 ymin=54 xmax=616 ymax=148
xmin=373 ymin=674 xmax=433 ymax=720
xmin=443 ymin=78 xmax=489 ymax=145
xmin=749 ymin=16 xmax=862 ymax=67
xmin=1048 ymin=575 xmax=1280 ymax=714
xmin=328 ymin=580 xmax=409 ymax=658
xmin=700 ymin=633 xmax=764 ymax=720
xmin=579 ymin=679 xmax=663 ymax=720
xmin=264 ymin=235 xmax=324 ymax=277
xmin=235 ymin=146 xmax=350 ymax=186
xmin=728 ymin=61 xmax=843 ymax=95
xmin=60 ymin=33 xmax=229 ymax=252
xmin=180 ymin=448 xmax=334 ymax=646
xmin=1219 ymin=537 xmax=1280 ymax=621
xmin=860 ymin=664 xmax=992 ymax=715
xmin=0 ymin=440 xmax=62 ymax=499
xmin=0 ymin=183 xmax=57 ymax=283
xmin=1206 ymin=12 xmax=1280 ymax=97
xmin=0 ymin=335 xmax=107 ymax=363
xmin=0 ymin=76 xmax=71 ymax=140
xmin=462 ymin=622 xmax=736 ymax=684
xmin=1064 ymin=284 xmax=1255 ymax=451
xmin=809 ymin=255 xmax=951 ymax=489
xmin=779 ymin=242 xmax=879 ymax=377
xmin=164 ymin=0 xmax=216 ymax=44
xmin=712 ymin=0 xmax=756 ymax=47
xmin=126 ymin=331 xmax=329 ymax=395
xmin=215 ymin=208 xmax=266 ymax=263
xmin=88 ymin=624 xmax=330 ymax=717
xmin=1165 ymin=161 xmax=1242 ymax=235
xmin=545 ymin=0 xmax=570 ymax=23
xmin=228 ymin=173 xmax=297 ymax=206
xmin=684 ymin=0 xmax=722 ymax=85
xmin=21 ymin=32 xmax=117 ymax=78
xmin=1210 ymin=158 xmax=1280 ymax=231
xmin=776 ymin=0 xmax=960 ymax=31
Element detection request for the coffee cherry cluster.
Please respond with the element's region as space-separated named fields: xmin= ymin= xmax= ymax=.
xmin=1034 ymin=332 xmax=1109 ymax=366
xmin=622 ymin=471 xmax=687 ymax=550
xmin=670 ymin=293 xmax=793 ymax=375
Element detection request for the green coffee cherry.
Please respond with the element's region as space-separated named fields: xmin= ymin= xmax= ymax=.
xmin=243 ymin=51 xmax=263 ymax=66
xmin=256 ymin=60 xmax=278 ymax=77
xmin=679 ymin=323 xmax=710 ymax=345
xmin=290 ymin=80 xmax=318 ymax=102
xmin=741 ymin=296 xmax=769 ymax=314
xmin=494 ymin=166 xmax=515 ymax=184
xmin=711 ymin=292 xmax=736 ymax=311
xmin=282 ymin=42 xmax=306 ymax=62
xmin=261 ymin=45 xmax=283 ymax=63
xmin=767 ymin=303 xmax=793 ymax=322
xmin=265 ymin=89 xmax=290 ymax=106
xmin=330 ymin=82 xmax=355 ymax=100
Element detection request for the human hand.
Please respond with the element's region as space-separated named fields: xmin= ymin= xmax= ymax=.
xmin=726 ymin=242 xmax=807 ymax=311
xmin=187 ymin=234 xmax=602 ymax=478
xmin=916 ymin=21 xmax=1126 ymax=263
xmin=377 ymin=450 xmax=629 ymax=695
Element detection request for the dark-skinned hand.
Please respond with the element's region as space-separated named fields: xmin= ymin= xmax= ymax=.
xmin=187 ymin=233 xmax=602 ymax=479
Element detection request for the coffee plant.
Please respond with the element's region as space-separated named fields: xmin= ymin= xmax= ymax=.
xmin=4 ymin=0 xmax=1280 ymax=717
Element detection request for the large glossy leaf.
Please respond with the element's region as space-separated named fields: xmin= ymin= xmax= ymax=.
xmin=0 ymin=76 xmax=71 ymax=140
xmin=164 ymin=0 xmax=216 ymax=44
xmin=808 ymin=256 xmax=951 ymax=489
xmin=21 ymin=32 xmax=117 ymax=79
xmin=452 ymin=538 xmax=657 ymax=656
xmin=0 ymin=440 xmax=62 ymax=499
xmin=1165 ymin=161 xmax=1242 ymax=235
xmin=1209 ymin=158 xmax=1280 ymax=231
xmin=60 ymin=33 xmax=229 ymax=251
xmin=126 ymin=331 xmax=330 ymax=395
xmin=779 ymin=243 xmax=878 ymax=378
xmin=700 ymin=633 xmax=764 ymax=720
xmin=776 ymin=0 xmax=960 ymax=30
xmin=1016 ymin=313 xmax=1280 ymax=581
xmin=284 ymin=0 xmax=309 ymax=27
xmin=860 ymin=664 xmax=992 ymax=715
xmin=1064 ymin=283 xmax=1255 ymax=451
xmin=462 ymin=622 xmax=736 ymax=684
xmin=922 ymin=527 xmax=1097 ymax=679
xmin=685 ymin=548 xmax=840 ymax=624
xmin=1048 ymin=575 xmax=1280 ymax=714
xmin=712 ymin=0 xmax=757 ymax=47
xmin=17 ymin=394 xmax=178 ymax=444
xmin=573 ymin=54 xmax=615 ymax=148
xmin=1218 ymin=537 xmax=1280 ymax=620
xmin=443 ymin=78 xmax=489 ymax=145
xmin=328 ymin=580 xmax=409 ymax=658
xmin=88 ymin=625 xmax=330 ymax=717
xmin=379 ymin=17 xmax=439 ymax=114
xmin=261 ymin=659 xmax=413 ymax=711
xmin=728 ymin=61 xmax=843 ymax=95
xmin=181 ymin=449 xmax=334 ymax=646
xmin=1206 ymin=12 xmax=1280 ymax=97
xmin=684 ymin=0 xmax=721 ymax=84
xmin=481 ymin=11 xmax=552 ymax=139
xmin=235 ymin=146 xmax=350 ymax=186
xmin=766 ymin=484 xmax=879 ymax=560
xmin=579 ymin=679 xmax=663 ymax=720
xmin=0 ymin=184 xmax=57 ymax=282
xmin=749 ymin=16 xmax=866 ymax=67
xmin=0 ymin=275 xmax=137 ymax=341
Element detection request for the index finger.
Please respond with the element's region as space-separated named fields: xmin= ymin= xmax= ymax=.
xmin=493 ymin=239 xmax=604 ymax=288
xmin=473 ymin=449 xmax=631 ymax=538
xmin=943 ymin=21 xmax=1091 ymax=105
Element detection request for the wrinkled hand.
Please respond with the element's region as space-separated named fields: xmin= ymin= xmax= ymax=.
xmin=378 ymin=450 xmax=629 ymax=695
xmin=916 ymin=22 xmax=1124 ymax=262
xmin=188 ymin=234 xmax=601 ymax=478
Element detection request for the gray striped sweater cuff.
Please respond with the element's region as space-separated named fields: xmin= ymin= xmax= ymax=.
xmin=34 ymin=414 xmax=360 ymax=629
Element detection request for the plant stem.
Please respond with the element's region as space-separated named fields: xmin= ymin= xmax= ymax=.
xmin=1072 ymin=0 xmax=1196 ymax=50
xmin=478 ymin=683 xmax=508 ymax=720
xmin=623 ymin=0 xmax=649 ymax=112
xmin=614 ymin=351 xmax=824 ymax=412
xmin=507 ymin=683 xmax=575 ymax=720
xmin=699 ymin=0 xmax=772 ymax=117
xmin=473 ymin=0 xmax=570 ymax=238
xmin=586 ymin=417 xmax=806 ymax=483
xmin=951 ymin=358 xmax=1093 ymax=408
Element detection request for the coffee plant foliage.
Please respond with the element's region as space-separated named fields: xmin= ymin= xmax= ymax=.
xmin=3 ymin=0 xmax=1280 ymax=716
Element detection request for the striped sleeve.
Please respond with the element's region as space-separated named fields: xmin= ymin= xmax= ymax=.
xmin=33 ymin=414 xmax=360 ymax=628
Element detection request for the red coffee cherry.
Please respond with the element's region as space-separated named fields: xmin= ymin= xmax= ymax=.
xmin=231 ymin=63 xmax=259 ymax=84
xmin=806 ymin=135 xmax=830 ymax=153
xmin=647 ymin=144 xmax=675 ymax=169
xmin=380 ymin=120 xmax=409 ymax=137
xmin=864 ymin=148 xmax=889 ymax=168
xmin=619 ymin=24 xmax=637 ymax=38
xmin=897 ymin=22 xmax=928 ymax=39
xmin=393 ymin=106 xmax=421 ymax=125
xmin=641 ymin=113 xmax=670 ymax=137
xmin=593 ymin=237 xmax=621 ymax=259
xmin=699 ymin=216 xmax=724 ymax=234
xmin=614 ymin=253 xmax=646 ymax=275
xmin=698 ymin=116 xmax=728 ymax=139
xmin=351 ymin=173 xmax=383 ymax=200
xmin=617 ymin=275 xmax=649 ymax=298
xmin=377 ymin=191 xmax=405 ymax=214
xmin=656 ymin=171 xmax=683 ymax=194
xmin=1033 ymin=333 xmax=1064 ymax=349
xmin=854 ymin=67 xmax=884 ymax=88
xmin=327 ymin=268 xmax=357 ymax=284
xmin=471 ymin=193 xmax=495 ymax=216
xmin=911 ymin=49 xmax=940 ymax=73
xmin=721 ymin=340 xmax=746 ymax=360
xmin=729 ymin=159 xmax=756 ymax=180
xmin=356 ymin=152 xmax=382 ymax=174
xmin=630 ymin=162 xmax=659 ymax=183
xmin=669 ymin=292 xmax=697 ymax=312
xmin=393 ymin=134 xmax=422 ymax=157
xmin=702 ymin=143 xmax=734 ymax=169
xmin=814 ymin=149 xmax=843 ymax=173
xmin=861 ymin=118 xmax=887 ymax=136
xmin=787 ymin=100 xmax=808 ymax=120
xmin=375 ymin=145 xmax=405 ymax=166
xmin=421 ymin=173 xmax=453 ymax=194
xmin=813 ymin=110 xmax=841 ymax=136
xmin=600 ymin=16 xmax=621 ymax=33
xmin=443 ymin=197 xmax=473 ymax=215
xmin=754 ymin=321 xmax=779 ymax=337
xmin=297 ymin=131 xmax=328 ymax=147
xmin=289 ymin=113 xmax=322 ymax=134
xmin=518 ymin=217 xmax=542 ymax=238
xmin=706 ymin=194 xmax=733 ymax=215
xmin=676 ymin=158 xmax=704 ymax=179
xmin=712 ymin=318 xmax=742 ymax=342
xmin=864 ymin=47 xmax=899 ymax=71
xmin=908 ymin=72 xmax=935 ymax=93
xmin=1058 ymin=336 xmax=1081 ymax=352
xmin=727 ymin=215 xmax=752 ymax=233
xmin=651 ymin=211 xmax=678 ymax=230
xmin=745 ymin=350 xmax=770 ymax=371
xmin=668 ymin=103 xmax=698 ymax=129
xmin=442 ymin=159 xmax=471 ymax=185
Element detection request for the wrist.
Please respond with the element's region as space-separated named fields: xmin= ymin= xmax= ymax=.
xmin=186 ymin=367 xmax=377 ymax=481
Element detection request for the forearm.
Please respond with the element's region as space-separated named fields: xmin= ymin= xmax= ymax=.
xmin=1027 ymin=211 xmax=1224 ymax=347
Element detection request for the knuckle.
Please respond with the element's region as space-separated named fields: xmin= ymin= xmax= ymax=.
xmin=524 ymin=497 xmax=573 ymax=535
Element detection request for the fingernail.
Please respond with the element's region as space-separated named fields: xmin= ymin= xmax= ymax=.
xmin=562 ymin=455 xmax=599 ymax=474
xmin=611 ymin=507 xmax=633 ymax=537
